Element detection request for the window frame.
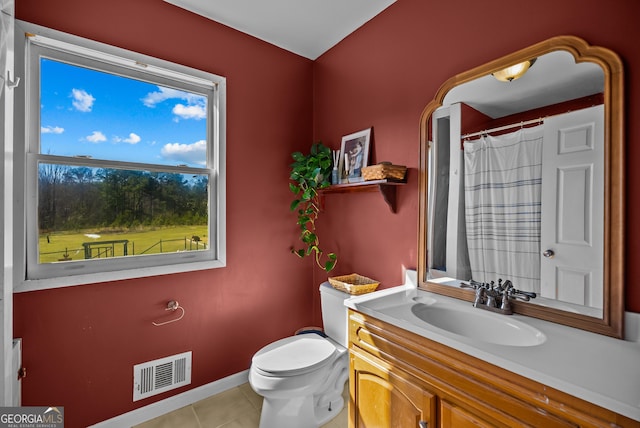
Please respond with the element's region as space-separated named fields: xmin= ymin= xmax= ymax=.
xmin=14 ymin=21 xmax=226 ymax=292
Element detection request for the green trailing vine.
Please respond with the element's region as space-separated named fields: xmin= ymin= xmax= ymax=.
xmin=289 ymin=142 xmax=337 ymax=272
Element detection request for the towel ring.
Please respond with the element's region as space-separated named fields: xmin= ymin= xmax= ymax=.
xmin=152 ymin=300 xmax=185 ymax=326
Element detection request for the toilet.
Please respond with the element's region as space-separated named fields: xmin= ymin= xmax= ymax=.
xmin=249 ymin=282 xmax=352 ymax=428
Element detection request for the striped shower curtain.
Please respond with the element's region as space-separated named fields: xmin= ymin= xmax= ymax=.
xmin=463 ymin=125 xmax=543 ymax=293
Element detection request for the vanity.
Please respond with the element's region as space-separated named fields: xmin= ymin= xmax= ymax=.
xmin=344 ymin=35 xmax=638 ymax=427
xmin=345 ymin=284 xmax=640 ymax=427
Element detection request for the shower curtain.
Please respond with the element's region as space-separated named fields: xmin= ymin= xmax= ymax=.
xmin=463 ymin=125 xmax=543 ymax=293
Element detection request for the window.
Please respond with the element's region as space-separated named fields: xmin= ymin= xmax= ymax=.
xmin=15 ymin=22 xmax=226 ymax=290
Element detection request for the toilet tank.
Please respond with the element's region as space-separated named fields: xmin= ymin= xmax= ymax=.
xmin=319 ymin=282 xmax=351 ymax=348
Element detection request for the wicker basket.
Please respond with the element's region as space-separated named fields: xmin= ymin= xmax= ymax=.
xmin=361 ymin=162 xmax=407 ymax=181
xmin=328 ymin=273 xmax=380 ymax=295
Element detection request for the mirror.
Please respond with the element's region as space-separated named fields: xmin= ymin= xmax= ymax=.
xmin=418 ymin=36 xmax=625 ymax=338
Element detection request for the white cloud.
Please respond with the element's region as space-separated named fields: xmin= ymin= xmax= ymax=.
xmin=41 ymin=125 xmax=64 ymax=134
xmin=71 ymin=89 xmax=95 ymax=112
xmin=85 ymin=131 xmax=107 ymax=143
xmin=142 ymin=87 xmax=195 ymax=107
xmin=161 ymin=140 xmax=206 ymax=166
xmin=172 ymin=104 xmax=206 ymax=120
xmin=142 ymin=85 xmax=206 ymax=121
xmin=114 ymin=133 xmax=141 ymax=144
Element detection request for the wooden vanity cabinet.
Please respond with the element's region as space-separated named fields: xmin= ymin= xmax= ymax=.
xmin=350 ymin=346 xmax=435 ymax=427
xmin=348 ymin=309 xmax=640 ymax=428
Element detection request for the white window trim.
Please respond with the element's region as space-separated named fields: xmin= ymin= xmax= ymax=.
xmin=13 ymin=21 xmax=226 ymax=292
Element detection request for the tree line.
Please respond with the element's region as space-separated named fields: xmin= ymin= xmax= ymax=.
xmin=38 ymin=164 xmax=208 ymax=232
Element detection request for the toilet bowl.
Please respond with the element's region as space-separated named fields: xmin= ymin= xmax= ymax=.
xmin=249 ymin=282 xmax=352 ymax=428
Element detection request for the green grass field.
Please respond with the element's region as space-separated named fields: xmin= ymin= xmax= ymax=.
xmin=39 ymin=225 xmax=209 ymax=263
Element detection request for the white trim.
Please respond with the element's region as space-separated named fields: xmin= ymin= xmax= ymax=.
xmin=27 ymin=33 xmax=217 ymax=87
xmin=23 ymin=24 xmax=221 ymax=89
xmin=14 ymin=259 xmax=227 ymax=293
xmin=88 ymin=370 xmax=249 ymax=428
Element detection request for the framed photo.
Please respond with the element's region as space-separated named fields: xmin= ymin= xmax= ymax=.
xmin=338 ymin=128 xmax=371 ymax=183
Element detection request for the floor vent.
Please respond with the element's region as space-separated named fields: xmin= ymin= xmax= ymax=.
xmin=133 ymin=351 xmax=192 ymax=401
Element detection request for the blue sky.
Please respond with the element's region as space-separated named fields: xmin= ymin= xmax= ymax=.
xmin=39 ymin=58 xmax=208 ymax=167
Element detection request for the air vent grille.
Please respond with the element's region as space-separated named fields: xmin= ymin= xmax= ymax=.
xmin=133 ymin=351 xmax=192 ymax=401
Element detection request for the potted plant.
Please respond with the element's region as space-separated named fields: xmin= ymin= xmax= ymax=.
xmin=289 ymin=142 xmax=337 ymax=272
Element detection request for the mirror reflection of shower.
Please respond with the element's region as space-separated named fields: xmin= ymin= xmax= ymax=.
xmin=427 ymin=50 xmax=605 ymax=318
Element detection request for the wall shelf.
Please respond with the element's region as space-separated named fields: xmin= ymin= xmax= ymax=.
xmin=318 ymin=178 xmax=407 ymax=213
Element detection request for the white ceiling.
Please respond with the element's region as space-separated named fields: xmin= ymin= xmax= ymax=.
xmin=163 ymin=0 xmax=397 ymax=60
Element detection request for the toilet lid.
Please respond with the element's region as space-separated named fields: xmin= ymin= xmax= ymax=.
xmin=252 ymin=334 xmax=336 ymax=376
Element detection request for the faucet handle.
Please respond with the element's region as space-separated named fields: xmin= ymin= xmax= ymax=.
xmin=512 ymin=288 xmax=537 ymax=299
xmin=460 ymin=279 xmax=485 ymax=290
xmin=471 ymin=279 xmax=485 ymax=288
xmin=508 ymin=288 xmax=536 ymax=302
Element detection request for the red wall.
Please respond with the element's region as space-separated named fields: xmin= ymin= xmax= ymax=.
xmin=14 ymin=0 xmax=315 ymax=426
xmin=312 ymin=0 xmax=640 ymax=314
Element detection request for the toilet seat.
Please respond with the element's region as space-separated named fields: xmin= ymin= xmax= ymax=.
xmin=252 ymin=334 xmax=336 ymax=377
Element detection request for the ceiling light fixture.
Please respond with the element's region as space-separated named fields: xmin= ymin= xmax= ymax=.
xmin=492 ymin=58 xmax=537 ymax=82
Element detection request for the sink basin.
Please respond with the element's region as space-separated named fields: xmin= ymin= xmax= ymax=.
xmin=410 ymin=301 xmax=546 ymax=347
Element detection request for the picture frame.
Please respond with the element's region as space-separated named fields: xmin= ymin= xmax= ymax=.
xmin=338 ymin=128 xmax=371 ymax=183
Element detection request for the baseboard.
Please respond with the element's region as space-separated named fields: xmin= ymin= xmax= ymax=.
xmin=88 ymin=369 xmax=249 ymax=428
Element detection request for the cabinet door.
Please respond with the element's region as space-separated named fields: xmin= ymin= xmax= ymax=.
xmin=440 ymin=400 xmax=496 ymax=428
xmin=350 ymin=347 xmax=435 ymax=428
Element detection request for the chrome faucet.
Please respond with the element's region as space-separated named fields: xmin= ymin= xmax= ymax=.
xmin=460 ymin=278 xmax=536 ymax=315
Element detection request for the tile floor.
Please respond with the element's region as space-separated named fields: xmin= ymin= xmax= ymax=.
xmin=134 ymin=382 xmax=348 ymax=428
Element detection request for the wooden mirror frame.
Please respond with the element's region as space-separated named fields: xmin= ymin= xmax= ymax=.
xmin=418 ymin=36 xmax=625 ymax=338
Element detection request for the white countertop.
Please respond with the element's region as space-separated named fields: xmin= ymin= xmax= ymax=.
xmin=342 ymin=276 xmax=640 ymax=422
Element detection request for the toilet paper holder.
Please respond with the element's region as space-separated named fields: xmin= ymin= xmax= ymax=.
xmin=152 ymin=300 xmax=185 ymax=326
